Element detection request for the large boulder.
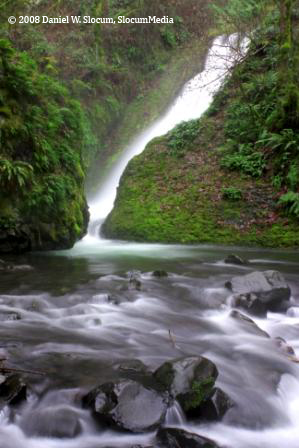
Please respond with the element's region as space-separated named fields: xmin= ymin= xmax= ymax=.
xmin=226 ymin=270 xmax=291 ymax=315
xmin=154 ymin=356 xmax=229 ymax=419
xmin=156 ymin=427 xmax=220 ymax=448
xmin=83 ymin=379 xmax=168 ymax=433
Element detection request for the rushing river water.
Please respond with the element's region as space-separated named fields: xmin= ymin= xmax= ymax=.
xmin=0 ymin=37 xmax=299 ymax=448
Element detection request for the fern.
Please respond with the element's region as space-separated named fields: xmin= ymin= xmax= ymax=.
xmin=278 ymin=192 xmax=299 ymax=218
xmin=0 ymin=159 xmax=33 ymax=190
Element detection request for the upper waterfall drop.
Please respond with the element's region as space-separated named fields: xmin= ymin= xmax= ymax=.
xmin=85 ymin=34 xmax=247 ymax=241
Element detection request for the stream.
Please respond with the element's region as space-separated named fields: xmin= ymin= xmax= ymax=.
xmin=0 ymin=37 xmax=298 ymax=448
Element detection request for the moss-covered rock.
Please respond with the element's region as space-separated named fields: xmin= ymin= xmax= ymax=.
xmin=103 ymin=30 xmax=299 ymax=247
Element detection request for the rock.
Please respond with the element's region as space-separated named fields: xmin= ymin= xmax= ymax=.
xmin=0 ymin=374 xmax=26 ymax=407
xmin=152 ymin=270 xmax=168 ymax=278
xmin=22 ymin=407 xmax=82 ymax=438
xmin=198 ymin=387 xmax=232 ymax=420
xmin=224 ymin=254 xmax=248 ymax=265
xmin=226 ymin=270 xmax=291 ymax=315
xmin=0 ymin=312 xmax=21 ymax=322
xmin=128 ymin=271 xmax=142 ymax=291
xmin=0 ymin=223 xmax=31 ymax=254
xmin=154 ymin=356 xmax=218 ymax=413
xmin=156 ymin=427 xmax=220 ymax=448
xmin=229 ymin=310 xmax=270 ymax=338
xmin=83 ymin=379 xmax=168 ymax=433
xmin=116 ymin=359 xmax=149 ymax=376
xmin=274 ymin=336 xmax=295 ymax=356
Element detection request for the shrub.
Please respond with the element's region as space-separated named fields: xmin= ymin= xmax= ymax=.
xmin=167 ymin=119 xmax=200 ymax=157
xmin=221 ymin=143 xmax=265 ymax=177
xmin=222 ymin=186 xmax=243 ymax=200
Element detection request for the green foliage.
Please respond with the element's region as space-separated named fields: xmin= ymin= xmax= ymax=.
xmin=161 ymin=27 xmax=177 ymax=48
xmin=184 ymin=377 xmax=215 ymax=411
xmin=278 ymin=191 xmax=299 ymax=218
xmin=0 ymin=38 xmax=88 ymax=248
xmin=221 ymin=143 xmax=265 ymax=177
xmin=0 ymin=158 xmax=33 ymax=190
xmin=167 ymin=119 xmax=200 ymax=157
xmin=287 ymin=163 xmax=299 ymax=190
xmin=222 ymin=186 xmax=243 ymax=200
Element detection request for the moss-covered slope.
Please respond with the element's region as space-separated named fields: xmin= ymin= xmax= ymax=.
xmin=103 ymin=31 xmax=299 ymax=247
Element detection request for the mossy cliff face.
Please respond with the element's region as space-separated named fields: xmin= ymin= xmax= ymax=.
xmin=103 ymin=32 xmax=299 ymax=247
xmin=0 ymin=39 xmax=89 ymax=252
xmin=0 ymin=0 xmax=214 ymax=252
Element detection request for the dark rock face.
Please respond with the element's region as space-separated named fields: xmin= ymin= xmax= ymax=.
xmin=226 ymin=270 xmax=291 ymax=315
xmin=224 ymin=254 xmax=248 ymax=265
xmin=156 ymin=427 xmax=220 ymax=448
xmin=229 ymin=310 xmax=270 ymax=338
xmin=0 ymin=374 xmax=27 ymax=408
xmin=152 ymin=270 xmax=168 ymax=278
xmin=199 ymin=387 xmax=232 ymax=421
xmin=83 ymin=379 xmax=168 ymax=433
xmin=0 ymin=223 xmax=31 ymax=254
xmin=154 ymin=356 xmax=218 ymax=414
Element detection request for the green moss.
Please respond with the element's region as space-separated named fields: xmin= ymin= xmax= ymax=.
xmin=0 ymin=39 xmax=88 ymax=250
xmin=181 ymin=377 xmax=215 ymax=412
xmin=103 ymin=24 xmax=299 ymax=248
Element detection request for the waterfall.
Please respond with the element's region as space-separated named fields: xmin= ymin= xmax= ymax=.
xmin=82 ymin=35 xmax=248 ymax=243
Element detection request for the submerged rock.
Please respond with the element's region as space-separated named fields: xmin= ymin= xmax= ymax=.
xmin=83 ymin=379 xmax=168 ymax=433
xmin=0 ymin=311 xmax=21 ymax=322
xmin=152 ymin=270 xmax=168 ymax=278
xmin=156 ymin=427 xmax=220 ymax=448
xmin=274 ymin=336 xmax=295 ymax=356
xmin=22 ymin=407 xmax=82 ymax=438
xmin=0 ymin=374 xmax=26 ymax=408
xmin=224 ymin=254 xmax=248 ymax=265
xmin=229 ymin=310 xmax=270 ymax=338
xmin=226 ymin=270 xmax=291 ymax=315
xmin=0 ymin=259 xmax=33 ymax=272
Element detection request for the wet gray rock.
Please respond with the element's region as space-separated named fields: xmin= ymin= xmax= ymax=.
xmin=224 ymin=254 xmax=248 ymax=265
xmin=83 ymin=379 xmax=168 ymax=433
xmin=0 ymin=374 xmax=26 ymax=408
xmin=127 ymin=271 xmax=142 ymax=291
xmin=199 ymin=387 xmax=233 ymax=420
xmin=226 ymin=270 xmax=291 ymax=315
xmin=116 ymin=359 xmax=150 ymax=377
xmin=154 ymin=356 xmax=218 ymax=414
xmin=156 ymin=427 xmax=220 ymax=448
xmin=229 ymin=310 xmax=270 ymax=338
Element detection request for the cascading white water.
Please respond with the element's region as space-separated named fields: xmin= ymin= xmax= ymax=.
xmin=85 ymin=34 xmax=247 ymax=241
